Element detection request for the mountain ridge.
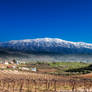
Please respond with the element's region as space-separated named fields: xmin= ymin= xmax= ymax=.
xmin=0 ymin=38 xmax=92 ymax=54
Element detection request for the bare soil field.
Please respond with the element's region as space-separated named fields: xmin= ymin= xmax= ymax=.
xmin=80 ymin=73 xmax=92 ymax=78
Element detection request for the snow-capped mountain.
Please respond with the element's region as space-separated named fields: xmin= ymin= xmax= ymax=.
xmin=0 ymin=38 xmax=92 ymax=54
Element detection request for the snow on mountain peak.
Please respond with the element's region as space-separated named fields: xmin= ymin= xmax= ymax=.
xmin=4 ymin=38 xmax=92 ymax=48
xmin=8 ymin=38 xmax=65 ymax=44
xmin=0 ymin=38 xmax=92 ymax=54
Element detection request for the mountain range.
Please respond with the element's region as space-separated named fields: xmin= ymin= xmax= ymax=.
xmin=0 ymin=38 xmax=92 ymax=62
xmin=0 ymin=38 xmax=92 ymax=54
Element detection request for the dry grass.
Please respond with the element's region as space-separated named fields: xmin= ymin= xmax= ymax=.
xmin=0 ymin=70 xmax=92 ymax=92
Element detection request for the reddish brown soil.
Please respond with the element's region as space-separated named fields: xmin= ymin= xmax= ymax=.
xmin=80 ymin=73 xmax=92 ymax=78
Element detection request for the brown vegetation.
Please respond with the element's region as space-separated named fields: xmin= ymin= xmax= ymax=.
xmin=0 ymin=70 xmax=91 ymax=92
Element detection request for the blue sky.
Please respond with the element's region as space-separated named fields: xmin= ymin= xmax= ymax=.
xmin=0 ymin=0 xmax=92 ymax=43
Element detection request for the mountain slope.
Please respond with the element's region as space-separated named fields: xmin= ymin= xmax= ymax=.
xmin=0 ymin=38 xmax=92 ymax=54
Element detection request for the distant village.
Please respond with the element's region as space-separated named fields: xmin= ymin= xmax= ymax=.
xmin=0 ymin=59 xmax=37 ymax=72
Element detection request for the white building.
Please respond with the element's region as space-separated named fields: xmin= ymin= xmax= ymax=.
xmin=4 ymin=61 xmax=9 ymax=65
xmin=31 ymin=67 xmax=37 ymax=72
xmin=19 ymin=67 xmax=30 ymax=71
